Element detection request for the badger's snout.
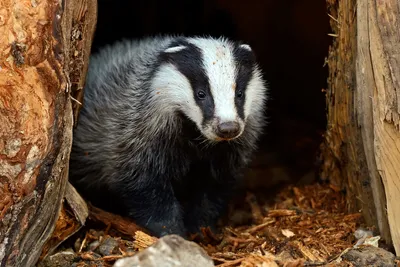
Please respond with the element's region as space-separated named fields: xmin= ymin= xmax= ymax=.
xmin=216 ymin=121 xmax=241 ymax=139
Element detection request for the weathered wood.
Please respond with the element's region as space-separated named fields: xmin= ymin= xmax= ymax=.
xmin=0 ymin=1 xmax=71 ymax=266
xmin=88 ymin=203 xmax=147 ymax=236
xmin=355 ymin=0 xmax=393 ymax=252
xmin=365 ymin=0 xmax=400 ymax=254
xmin=322 ymin=0 xmax=400 ymax=254
xmin=66 ymin=0 xmax=97 ymax=125
xmin=39 ymin=0 xmax=97 ymax=261
xmin=39 ymin=183 xmax=89 ymax=261
xmin=0 ymin=0 xmax=96 ymax=266
xmin=321 ymin=0 xmax=387 ymax=242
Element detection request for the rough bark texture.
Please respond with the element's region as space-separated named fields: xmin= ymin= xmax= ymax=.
xmin=0 ymin=0 xmax=96 ymax=266
xmin=67 ymin=0 xmax=97 ymax=124
xmin=322 ymin=0 xmax=399 ymax=254
xmin=321 ymin=0 xmax=381 ymax=239
xmin=39 ymin=183 xmax=89 ymax=261
xmin=39 ymin=0 xmax=97 ymax=261
xmin=363 ymin=0 xmax=400 ymax=255
xmin=355 ymin=0 xmax=392 ymax=253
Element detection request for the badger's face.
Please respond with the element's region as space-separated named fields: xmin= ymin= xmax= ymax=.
xmin=153 ymin=37 xmax=266 ymax=142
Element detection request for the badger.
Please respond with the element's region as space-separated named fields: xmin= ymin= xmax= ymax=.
xmin=69 ymin=35 xmax=267 ymax=238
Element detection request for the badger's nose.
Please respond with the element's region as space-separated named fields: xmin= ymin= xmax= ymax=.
xmin=216 ymin=121 xmax=241 ymax=139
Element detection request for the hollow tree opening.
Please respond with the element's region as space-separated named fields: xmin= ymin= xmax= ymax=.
xmin=90 ymin=0 xmax=331 ymax=190
xmin=78 ymin=0 xmax=398 ymax=258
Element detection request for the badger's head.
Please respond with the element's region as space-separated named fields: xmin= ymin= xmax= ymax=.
xmin=152 ymin=36 xmax=266 ymax=142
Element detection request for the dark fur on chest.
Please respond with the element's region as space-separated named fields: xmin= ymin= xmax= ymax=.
xmin=152 ymin=112 xmax=245 ymax=202
xmin=71 ymin=112 xmax=248 ymax=238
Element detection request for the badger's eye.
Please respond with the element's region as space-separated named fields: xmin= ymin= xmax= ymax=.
xmin=197 ymin=90 xmax=206 ymax=99
xmin=236 ymin=90 xmax=243 ymax=98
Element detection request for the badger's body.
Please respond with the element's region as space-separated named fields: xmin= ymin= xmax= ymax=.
xmin=69 ymin=35 xmax=267 ymax=237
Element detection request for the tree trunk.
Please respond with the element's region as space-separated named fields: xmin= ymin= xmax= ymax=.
xmin=322 ymin=0 xmax=400 ymax=255
xmin=0 ymin=0 xmax=96 ymax=266
xmin=360 ymin=0 xmax=400 ymax=255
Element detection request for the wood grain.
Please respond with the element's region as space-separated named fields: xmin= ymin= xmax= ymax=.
xmin=368 ymin=0 xmax=400 ymax=254
xmin=322 ymin=0 xmax=400 ymax=254
xmin=0 ymin=0 xmax=96 ymax=265
xmin=356 ymin=0 xmax=391 ymax=249
xmin=321 ymin=0 xmax=384 ymax=242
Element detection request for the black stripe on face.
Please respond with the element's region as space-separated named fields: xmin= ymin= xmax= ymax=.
xmin=232 ymin=44 xmax=256 ymax=120
xmin=159 ymin=39 xmax=215 ymax=124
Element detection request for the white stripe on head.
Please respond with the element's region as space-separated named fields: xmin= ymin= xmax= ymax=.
xmin=188 ymin=37 xmax=239 ymax=123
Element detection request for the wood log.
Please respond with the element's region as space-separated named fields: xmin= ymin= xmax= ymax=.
xmin=322 ymin=0 xmax=400 ymax=254
xmin=361 ymin=0 xmax=400 ymax=254
xmin=355 ymin=0 xmax=392 ymax=253
xmin=39 ymin=183 xmax=89 ymax=261
xmin=321 ymin=0 xmax=383 ymax=240
xmin=0 ymin=0 xmax=96 ymax=266
xmin=87 ymin=203 xmax=147 ymax=237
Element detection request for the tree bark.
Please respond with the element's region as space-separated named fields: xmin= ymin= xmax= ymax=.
xmin=322 ymin=0 xmax=400 ymax=255
xmin=362 ymin=0 xmax=400 ymax=255
xmin=0 ymin=0 xmax=96 ymax=266
xmin=355 ymin=0 xmax=391 ymax=253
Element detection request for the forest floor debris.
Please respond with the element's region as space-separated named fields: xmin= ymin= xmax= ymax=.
xmin=42 ymin=182 xmax=397 ymax=267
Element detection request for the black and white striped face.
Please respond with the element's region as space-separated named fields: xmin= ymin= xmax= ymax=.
xmin=153 ymin=37 xmax=266 ymax=141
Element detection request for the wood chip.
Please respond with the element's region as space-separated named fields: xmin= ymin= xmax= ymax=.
xmin=88 ymin=203 xmax=146 ymax=236
xmin=268 ymin=209 xmax=297 ymax=217
xmin=133 ymin=231 xmax=158 ymax=251
xmin=45 ymin=183 xmax=365 ymax=267
xmin=282 ymin=229 xmax=295 ymax=238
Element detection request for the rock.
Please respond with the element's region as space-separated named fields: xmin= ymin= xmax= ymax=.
xmin=113 ymin=234 xmax=215 ymax=267
xmin=98 ymin=236 xmax=119 ymax=256
xmin=341 ymin=245 xmax=396 ymax=267
xmin=88 ymin=240 xmax=100 ymax=252
xmin=38 ymin=249 xmax=77 ymax=267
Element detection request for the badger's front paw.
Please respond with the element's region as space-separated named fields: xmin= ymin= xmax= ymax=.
xmin=183 ymin=194 xmax=226 ymax=239
xmin=145 ymin=218 xmax=187 ymax=238
xmin=131 ymin=201 xmax=187 ymax=238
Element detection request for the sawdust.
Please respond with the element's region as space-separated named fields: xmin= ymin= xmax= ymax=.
xmin=53 ymin=182 xmax=374 ymax=267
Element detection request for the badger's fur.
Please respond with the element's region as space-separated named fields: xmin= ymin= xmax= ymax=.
xmin=69 ymin=35 xmax=267 ymax=238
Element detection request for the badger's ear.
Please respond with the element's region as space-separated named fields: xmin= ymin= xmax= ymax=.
xmin=239 ymin=44 xmax=252 ymax=51
xmin=164 ymin=45 xmax=188 ymax=53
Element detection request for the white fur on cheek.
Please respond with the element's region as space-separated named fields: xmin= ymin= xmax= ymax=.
xmin=151 ymin=64 xmax=203 ymax=128
xmin=244 ymin=68 xmax=267 ymax=119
